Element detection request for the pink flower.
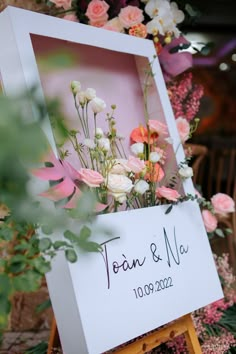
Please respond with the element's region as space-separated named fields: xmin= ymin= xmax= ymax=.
xmin=102 ymin=17 xmax=124 ymax=32
xmin=86 ymin=0 xmax=109 ymax=25
xmin=118 ymin=5 xmax=144 ymax=29
xmin=127 ymin=156 xmax=145 ymax=174
xmin=202 ymin=210 xmax=218 ymax=233
xmin=79 ymin=168 xmax=104 ymax=188
xmin=148 ymin=120 xmax=168 ymax=136
xmin=211 ymin=193 xmax=235 ymax=216
xmin=50 ymin=0 xmax=72 ymax=10
xmin=63 ymin=13 xmax=78 ymax=22
xmin=156 ymin=186 xmax=180 ymax=202
xmin=175 ymin=117 xmax=190 ymax=143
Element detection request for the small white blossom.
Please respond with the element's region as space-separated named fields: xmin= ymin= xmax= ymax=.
xmin=90 ymin=97 xmax=106 ymax=113
xmin=179 ymin=165 xmax=193 ymax=179
xmin=134 ymin=180 xmax=149 ymax=195
xmin=130 ymin=142 xmax=144 ymax=156
xmin=149 ymin=152 xmax=161 ymax=163
xmin=71 ymin=80 xmax=81 ymax=95
xmin=95 ymin=127 xmax=104 ymax=138
xmin=76 ymin=91 xmax=86 ymax=105
xmin=83 ymin=139 xmax=95 ymax=149
xmin=98 ymin=138 xmax=110 ymax=152
xmin=85 ymin=88 xmax=96 ymax=101
xmin=145 ymin=0 xmax=170 ymax=19
xmin=170 ymin=2 xmax=185 ymax=24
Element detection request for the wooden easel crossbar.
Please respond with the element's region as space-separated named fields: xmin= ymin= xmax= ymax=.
xmin=47 ymin=313 xmax=202 ymax=353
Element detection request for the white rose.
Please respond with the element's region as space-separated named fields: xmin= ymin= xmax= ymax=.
xmin=179 ymin=165 xmax=193 ymax=178
xmin=149 ymin=152 xmax=161 ymax=163
xmin=90 ymin=97 xmax=106 ymax=113
xmin=110 ymin=159 xmax=130 ymax=175
xmin=85 ymin=88 xmax=96 ymax=101
xmin=113 ymin=193 xmax=127 ymax=203
xmin=95 ymin=127 xmax=104 ymax=138
xmin=134 ymin=180 xmax=149 ymax=195
xmin=84 ymin=138 xmax=95 ymax=149
xmin=130 ymin=142 xmax=144 ymax=156
xmin=71 ymin=80 xmax=81 ymax=95
xmin=107 ymin=174 xmax=133 ymax=198
xmin=98 ymin=138 xmax=110 ymax=152
xmin=76 ymin=91 xmax=86 ymax=105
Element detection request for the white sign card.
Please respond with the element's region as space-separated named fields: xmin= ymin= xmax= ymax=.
xmin=0 ymin=7 xmax=223 ymax=354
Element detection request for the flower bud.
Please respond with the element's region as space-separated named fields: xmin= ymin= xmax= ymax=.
xmin=71 ymin=81 xmax=81 ymax=95
xmin=149 ymin=152 xmax=161 ymax=163
xmin=134 ymin=180 xmax=149 ymax=195
xmin=98 ymin=138 xmax=110 ymax=152
xmin=90 ymin=97 xmax=106 ymax=113
xmin=85 ymin=88 xmax=96 ymax=101
xmin=178 ymin=165 xmax=193 ymax=178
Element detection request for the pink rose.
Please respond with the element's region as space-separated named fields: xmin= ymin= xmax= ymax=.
xmin=156 ymin=186 xmax=180 ymax=202
xmin=50 ymin=0 xmax=72 ymax=10
xmin=118 ymin=6 xmax=144 ymax=29
xmin=148 ymin=120 xmax=168 ymax=136
xmin=127 ymin=156 xmax=145 ymax=174
xmin=211 ymin=193 xmax=235 ymax=216
xmin=79 ymin=168 xmax=104 ymax=188
xmin=176 ymin=117 xmax=190 ymax=143
xmin=63 ymin=13 xmax=78 ymax=22
xmin=86 ymin=0 xmax=109 ymax=24
xmin=202 ymin=210 xmax=218 ymax=233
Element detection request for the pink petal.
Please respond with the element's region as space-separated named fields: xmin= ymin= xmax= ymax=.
xmin=31 ymin=166 xmax=65 ymax=181
xmin=95 ymin=202 xmax=107 ymax=213
xmin=63 ymin=188 xmax=82 ymax=209
xmin=40 ymin=178 xmax=75 ymax=201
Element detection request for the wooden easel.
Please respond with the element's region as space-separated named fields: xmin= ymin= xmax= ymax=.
xmin=47 ymin=314 xmax=202 ymax=353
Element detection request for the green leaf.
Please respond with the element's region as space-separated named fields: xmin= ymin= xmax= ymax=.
xmin=41 ymin=224 xmax=53 ymax=235
xmin=65 ymin=249 xmax=78 ymax=263
xmin=36 ymin=298 xmax=51 ymax=314
xmin=12 ymin=270 xmax=42 ymax=292
xmin=225 ymin=228 xmax=233 ymax=234
xmin=39 ymin=238 xmax=52 ymax=252
xmin=0 ymin=274 xmax=12 ymax=296
xmin=31 ymin=257 xmax=51 ymax=275
xmin=215 ymin=228 xmax=225 ymax=238
xmin=79 ymin=225 xmax=91 ymax=240
xmin=64 ymin=230 xmax=79 ymax=244
xmin=53 ymin=240 xmax=72 ymax=250
xmin=165 ymin=205 xmax=173 ymax=215
xmin=24 ymin=341 xmax=48 ymax=354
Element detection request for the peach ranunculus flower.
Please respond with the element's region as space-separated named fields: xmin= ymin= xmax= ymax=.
xmin=127 ymin=156 xmax=146 ymax=174
xmin=79 ymin=168 xmax=104 ymax=188
xmin=110 ymin=159 xmax=130 ymax=175
xmin=144 ymin=162 xmax=164 ymax=182
xmin=148 ymin=120 xmax=168 ymax=136
xmin=211 ymin=193 xmax=235 ymax=217
xmin=175 ymin=117 xmax=190 ymax=143
xmin=156 ymin=186 xmax=180 ymax=202
xmin=202 ymin=209 xmax=218 ymax=233
xmin=103 ymin=17 xmax=124 ymax=32
xmin=118 ymin=5 xmax=144 ymax=29
xmin=86 ymin=0 xmax=109 ymax=26
xmin=129 ymin=23 xmax=147 ymax=38
xmin=50 ymin=0 xmax=72 ymax=10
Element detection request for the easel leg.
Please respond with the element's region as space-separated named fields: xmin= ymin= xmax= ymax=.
xmin=184 ymin=315 xmax=202 ymax=354
xmin=47 ymin=316 xmax=61 ymax=354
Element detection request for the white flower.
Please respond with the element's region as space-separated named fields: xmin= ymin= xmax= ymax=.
xmin=179 ymin=165 xmax=193 ymax=179
xmin=110 ymin=159 xmax=130 ymax=175
xmin=90 ymin=97 xmax=106 ymax=113
xmin=76 ymin=91 xmax=86 ymax=105
xmin=83 ymin=138 xmax=95 ymax=149
xmin=95 ymin=127 xmax=104 ymax=138
xmin=149 ymin=152 xmax=161 ymax=163
xmin=134 ymin=180 xmax=149 ymax=195
xmin=146 ymin=17 xmax=165 ymax=35
xmin=170 ymin=2 xmax=185 ymax=24
xmin=107 ymin=174 xmax=133 ymax=201
xmin=130 ymin=142 xmax=144 ymax=156
xmin=145 ymin=0 xmax=170 ymax=19
xmin=98 ymin=138 xmax=110 ymax=152
xmin=71 ymin=80 xmax=81 ymax=95
xmin=85 ymin=88 xmax=96 ymax=101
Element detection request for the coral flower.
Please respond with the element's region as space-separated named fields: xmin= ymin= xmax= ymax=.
xmin=130 ymin=125 xmax=149 ymax=143
xmin=144 ymin=161 xmax=164 ymax=182
xmin=129 ymin=24 xmax=147 ymax=38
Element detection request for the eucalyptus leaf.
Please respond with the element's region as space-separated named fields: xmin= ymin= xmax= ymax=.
xmin=65 ymin=249 xmax=78 ymax=263
xmin=215 ymin=228 xmax=225 ymax=238
xmin=39 ymin=238 xmax=52 ymax=252
xmin=165 ymin=205 xmax=173 ymax=215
